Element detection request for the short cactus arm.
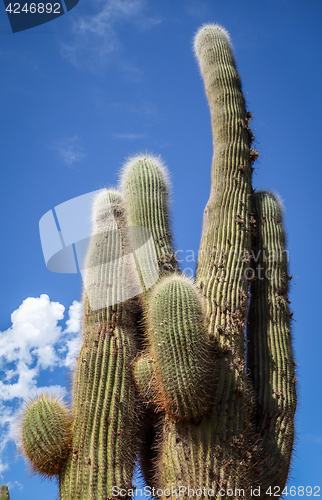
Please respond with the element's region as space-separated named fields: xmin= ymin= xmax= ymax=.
xmin=132 ymin=353 xmax=156 ymax=405
xmin=144 ymin=274 xmax=216 ymax=421
xmin=247 ymin=191 xmax=297 ymax=489
xmin=19 ymin=394 xmax=72 ymax=477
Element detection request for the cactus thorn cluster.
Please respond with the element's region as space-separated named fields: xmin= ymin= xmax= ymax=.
xmin=17 ymin=23 xmax=296 ymax=500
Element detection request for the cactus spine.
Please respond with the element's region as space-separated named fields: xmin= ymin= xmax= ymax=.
xmin=17 ymin=23 xmax=296 ymax=500
xmin=152 ymin=23 xmax=258 ymax=496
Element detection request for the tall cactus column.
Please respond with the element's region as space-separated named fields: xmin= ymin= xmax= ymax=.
xmin=195 ymin=24 xmax=254 ymax=355
xmin=59 ymin=190 xmax=140 ymax=500
xmin=153 ymin=24 xmax=258 ymax=498
xmin=120 ymin=154 xmax=178 ymax=280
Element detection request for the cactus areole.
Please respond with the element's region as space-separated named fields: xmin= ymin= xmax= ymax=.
xmin=19 ymin=24 xmax=296 ymax=500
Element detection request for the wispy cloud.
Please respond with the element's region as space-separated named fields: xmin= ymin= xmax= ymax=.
xmin=59 ymin=0 xmax=161 ymax=73
xmin=51 ymin=135 xmax=86 ymax=166
xmin=0 ymin=296 xmax=82 ymax=477
xmin=113 ymin=133 xmax=146 ymax=140
xmin=186 ymin=1 xmax=210 ymax=19
xmin=107 ymin=99 xmax=159 ymax=126
xmin=5 ymin=481 xmax=23 ymax=493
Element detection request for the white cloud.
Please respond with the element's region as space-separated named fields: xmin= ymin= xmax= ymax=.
xmin=63 ymin=337 xmax=82 ymax=369
xmin=52 ymin=136 xmax=86 ymax=166
xmin=0 ymin=295 xmax=64 ymax=373
xmin=65 ymin=300 xmax=82 ymax=333
xmin=32 ymin=345 xmax=58 ymax=370
xmin=77 ymin=0 xmax=144 ymax=36
xmin=59 ymin=0 xmax=161 ymax=73
xmin=61 ymin=300 xmax=82 ymax=368
xmin=5 ymin=481 xmax=23 ymax=492
xmin=0 ymin=295 xmax=82 ymax=477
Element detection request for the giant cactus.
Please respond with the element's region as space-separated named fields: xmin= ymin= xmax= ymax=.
xmin=18 ymin=24 xmax=296 ymax=499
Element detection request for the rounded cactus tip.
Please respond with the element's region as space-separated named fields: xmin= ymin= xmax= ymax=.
xmin=91 ymin=187 xmax=123 ymax=232
xmin=193 ymin=23 xmax=232 ymax=59
xmin=0 ymin=485 xmax=10 ymax=500
xmin=118 ymin=152 xmax=171 ymax=194
xmin=17 ymin=393 xmax=73 ymax=478
xmin=255 ymin=190 xmax=285 ymax=222
xmin=150 ymin=272 xmax=203 ymax=304
xmin=270 ymin=190 xmax=285 ymax=217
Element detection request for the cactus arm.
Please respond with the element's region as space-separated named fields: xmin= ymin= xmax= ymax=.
xmin=144 ymin=274 xmax=215 ymax=421
xmin=247 ymin=191 xmax=297 ymax=490
xmin=120 ymin=155 xmax=180 ymax=488
xmin=59 ymin=190 xmax=140 ymax=500
xmin=194 ymin=23 xmax=254 ymax=356
xmin=120 ymin=154 xmax=178 ymax=277
xmin=154 ymin=24 xmax=258 ymax=498
xmin=132 ymin=353 xmax=156 ymax=405
xmin=18 ymin=394 xmax=72 ymax=477
xmin=123 ymin=156 xmax=217 ymax=418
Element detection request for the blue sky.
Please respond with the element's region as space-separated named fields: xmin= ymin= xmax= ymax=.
xmin=0 ymin=0 xmax=322 ymax=498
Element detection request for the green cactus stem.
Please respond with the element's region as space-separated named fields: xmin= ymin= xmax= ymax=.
xmin=121 ymin=154 xmax=178 ymax=278
xmin=195 ymin=23 xmax=254 ymax=355
xmin=19 ymin=394 xmax=72 ymax=477
xmin=59 ymin=189 xmax=140 ymax=499
xmin=143 ymin=274 xmax=215 ymax=420
xmin=152 ymin=24 xmax=258 ymax=498
xmin=0 ymin=485 xmax=10 ymax=500
xmin=121 ymin=155 xmax=179 ymax=485
xmin=247 ymin=191 xmax=297 ymax=488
